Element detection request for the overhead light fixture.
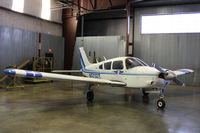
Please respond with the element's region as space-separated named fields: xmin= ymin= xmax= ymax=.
xmin=12 ymin=0 xmax=24 ymax=13
xmin=41 ymin=0 xmax=51 ymax=20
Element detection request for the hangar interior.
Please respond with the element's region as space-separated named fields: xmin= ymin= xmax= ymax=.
xmin=0 ymin=0 xmax=200 ymax=133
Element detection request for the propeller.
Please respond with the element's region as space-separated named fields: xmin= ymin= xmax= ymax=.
xmin=152 ymin=63 xmax=185 ymax=86
xmin=152 ymin=63 xmax=168 ymax=75
xmin=173 ymin=78 xmax=185 ymax=86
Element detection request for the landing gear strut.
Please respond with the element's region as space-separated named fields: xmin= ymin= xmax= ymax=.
xmin=157 ymin=87 xmax=166 ymax=109
xmin=142 ymin=89 xmax=149 ymax=96
xmin=87 ymin=84 xmax=94 ymax=102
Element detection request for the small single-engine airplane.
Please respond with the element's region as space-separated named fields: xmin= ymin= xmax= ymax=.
xmin=4 ymin=47 xmax=193 ymax=109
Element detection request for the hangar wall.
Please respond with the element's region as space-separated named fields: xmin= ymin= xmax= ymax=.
xmin=72 ymin=36 xmax=126 ymax=70
xmin=0 ymin=26 xmax=64 ymax=77
xmin=77 ymin=10 xmax=133 ymax=43
xmin=41 ymin=34 xmax=64 ymax=70
xmin=134 ymin=4 xmax=200 ymax=86
xmin=81 ymin=18 xmax=133 ymax=42
xmin=0 ymin=0 xmax=62 ymax=36
xmin=0 ymin=0 xmax=64 ymax=77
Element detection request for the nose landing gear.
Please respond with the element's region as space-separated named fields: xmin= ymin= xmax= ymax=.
xmin=157 ymin=99 xmax=166 ymax=109
xmin=157 ymin=85 xmax=167 ymax=110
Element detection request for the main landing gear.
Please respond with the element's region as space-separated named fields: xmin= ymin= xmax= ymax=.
xmin=87 ymin=84 xmax=94 ymax=102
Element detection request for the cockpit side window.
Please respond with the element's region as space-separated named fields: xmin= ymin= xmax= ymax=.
xmin=113 ymin=60 xmax=123 ymax=70
xmin=126 ymin=58 xmax=142 ymax=69
xmin=104 ymin=62 xmax=111 ymax=70
xmin=99 ymin=64 xmax=103 ymax=69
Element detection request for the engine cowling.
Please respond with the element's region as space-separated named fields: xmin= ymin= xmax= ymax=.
xmin=158 ymin=71 xmax=176 ymax=80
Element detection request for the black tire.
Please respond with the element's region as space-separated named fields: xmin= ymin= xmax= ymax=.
xmin=87 ymin=90 xmax=94 ymax=102
xmin=157 ymin=99 xmax=166 ymax=109
xmin=142 ymin=89 xmax=149 ymax=96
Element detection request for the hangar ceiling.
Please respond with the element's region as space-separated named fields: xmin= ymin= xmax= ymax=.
xmin=54 ymin=0 xmax=200 ymax=15
xmin=131 ymin=0 xmax=200 ymax=7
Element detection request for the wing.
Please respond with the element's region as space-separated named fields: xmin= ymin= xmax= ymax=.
xmin=52 ymin=70 xmax=82 ymax=73
xmin=172 ymin=69 xmax=194 ymax=76
xmin=4 ymin=69 xmax=126 ymax=86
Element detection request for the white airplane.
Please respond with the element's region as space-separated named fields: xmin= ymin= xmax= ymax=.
xmin=4 ymin=47 xmax=193 ymax=109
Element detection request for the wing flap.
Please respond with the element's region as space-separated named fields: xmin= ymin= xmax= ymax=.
xmin=4 ymin=69 xmax=126 ymax=86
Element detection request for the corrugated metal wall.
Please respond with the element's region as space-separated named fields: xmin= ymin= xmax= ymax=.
xmin=41 ymin=34 xmax=64 ymax=70
xmin=0 ymin=25 xmax=64 ymax=77
xmin=0 ymin=26 xmax=38 ymax=76
xmin=0 ymin=0 xmax=62 ymax=23
xmin=76 ymin=10 xmax=133 ymax=43
xmin=0 ymin=8 xmax=62 ymax=37
xmin=72 ymin=36 xmax=126 ymax=70
xmin=134 ymin=4 xmax=200 ymax=86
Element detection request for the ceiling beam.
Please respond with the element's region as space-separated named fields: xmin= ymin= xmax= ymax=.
xmin=109 ymin=0 xmax=112 ymax=6
xmin=128 ymin=0 xmax=144 ymax=4
xmin=89 ymin=0 xmax=95 ymax=9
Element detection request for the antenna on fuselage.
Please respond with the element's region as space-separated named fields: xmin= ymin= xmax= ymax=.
xmin=103 ymin=56 xmax=107 ymax=61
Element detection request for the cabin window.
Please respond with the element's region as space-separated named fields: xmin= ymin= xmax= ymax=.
xmin=113 ymin=61 xmax=123 ymax=70
xmin=104 ymin=62 xmax=111 ymax=70
xmin=126 ymin=58 xmax=142 ymax=69
xmin=99 ymin=64 xmax=103 ymax=69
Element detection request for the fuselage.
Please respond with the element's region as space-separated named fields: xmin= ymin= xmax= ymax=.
xmin=80 ymin=57 xmax=160 ymax=88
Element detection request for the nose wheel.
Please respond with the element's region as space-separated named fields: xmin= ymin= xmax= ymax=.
xmin=157 ymin=99 xmax=166 ymax=109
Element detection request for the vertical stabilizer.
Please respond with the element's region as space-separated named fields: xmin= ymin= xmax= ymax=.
xmin=79 ymin=47 xmax=91 ymax=68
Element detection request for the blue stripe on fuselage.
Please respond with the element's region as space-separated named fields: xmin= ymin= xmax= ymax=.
xmin=82 ymin=68 xmax=157 ymax=76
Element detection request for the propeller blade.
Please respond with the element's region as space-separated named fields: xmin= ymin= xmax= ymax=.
xmin=173 ymin=78 xmax=185 ymax=86
xmin=152 ymin=63 xmax=168 ymax=75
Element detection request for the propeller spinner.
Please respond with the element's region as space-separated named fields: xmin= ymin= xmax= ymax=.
xmin=152 ymin=63 xmax=185 ymax=86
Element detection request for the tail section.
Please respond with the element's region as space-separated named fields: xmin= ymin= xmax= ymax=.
xmin=79 ymin=47 xmax=91 ymax=69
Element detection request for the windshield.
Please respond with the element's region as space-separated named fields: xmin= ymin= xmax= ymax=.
xmin=135 ymin=58 xmax=149 ymax=66
xmin=125 ymin=58 xmax=148 ymax=69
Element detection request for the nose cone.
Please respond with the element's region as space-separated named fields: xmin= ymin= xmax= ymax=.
xmin=4 ymin=69 xmax=16 ymax=75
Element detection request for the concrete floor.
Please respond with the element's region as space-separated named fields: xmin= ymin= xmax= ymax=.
xmin=0 ymin=81 xmax=200 ymax=133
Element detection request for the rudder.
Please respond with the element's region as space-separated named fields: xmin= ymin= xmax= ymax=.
xmin=79 ymin=47 xmax=91 ymax=69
